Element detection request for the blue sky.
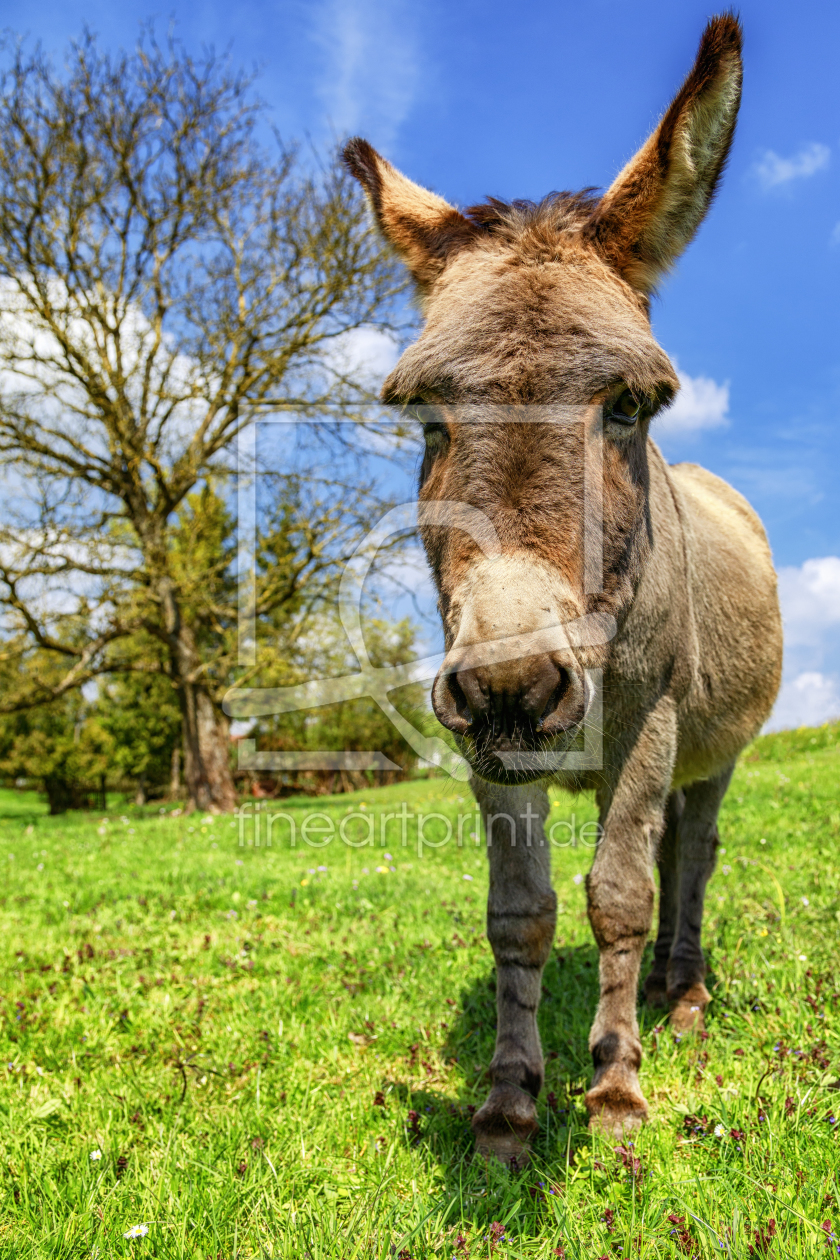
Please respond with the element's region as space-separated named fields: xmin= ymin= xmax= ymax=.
xmin=3 ymin=0 xmax=839 ymax=727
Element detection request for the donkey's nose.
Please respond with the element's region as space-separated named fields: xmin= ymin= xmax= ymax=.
xmin=431 ymin=654 xmax=587 ymax=745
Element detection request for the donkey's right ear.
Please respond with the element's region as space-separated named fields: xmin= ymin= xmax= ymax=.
xmin=343 ymin=138 xmax=477 ymax=294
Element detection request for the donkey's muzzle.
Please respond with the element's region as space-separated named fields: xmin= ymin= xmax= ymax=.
xmin=431 ymin=650 xmax=588 ymax=777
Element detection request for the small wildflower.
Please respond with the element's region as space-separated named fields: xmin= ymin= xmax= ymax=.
xmin=90 ymin=1149 xmax=102 ymax=1161
xmin=799 ymin=954 xmax=808 ymax=962
xmin=667 ymin=1215 xmax=693 ymax=1251
xmin=123 ymin=1224 xmax=149 ymax=1238
xmin=746 ymin=1218 xmax=776 ymax=1256
xmin=714 ymin=1123 xmax=725 ymax=1137
xmin=463 ymin=873 xmax=473 ymax=881
xmin=572 ymin=873 xmax=583 ymax=885
xmin=801 ymin=896 xmax=810 ymax=906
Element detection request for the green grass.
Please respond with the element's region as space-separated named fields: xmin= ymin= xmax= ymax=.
xmin=0 ymin=725 xmax=839 ymax=1258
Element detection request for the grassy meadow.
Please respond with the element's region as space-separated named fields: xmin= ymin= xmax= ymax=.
xmin=0 ymin=723 xmax=838 ymax=1258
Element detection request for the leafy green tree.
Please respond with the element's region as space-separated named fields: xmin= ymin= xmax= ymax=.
xmin=248 ymin=614 xmax=428 ymax=794
xmin=0 ymin=655 xmax=114 ymax=812
xmin=97 ymin=668 xmax=182 ymax=804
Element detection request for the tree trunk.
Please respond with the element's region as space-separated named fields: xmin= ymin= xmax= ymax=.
xmin=134 ymin=773 xmax=147 ymax=807
xmin=44 ymin=775 xmax=72 ymax=815
xmin=170 ymin=745 xmax=181 ymax=800
xmin=156 ymin=571 xmax=237 ymax=814
xmin=180 ymin=674 xmax=237 ymax=813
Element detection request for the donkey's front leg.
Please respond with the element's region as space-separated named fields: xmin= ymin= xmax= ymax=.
xmin=470 ymin=778 xmax=556 ymax=1165
xmin=585 ymin=708 xmax=675 ymax=1136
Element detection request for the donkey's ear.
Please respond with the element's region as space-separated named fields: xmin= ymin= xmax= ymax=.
xmin=588 ymin=14 xmax=743 ymax=294
xmin=343 ymin=138 xmax=477 ymax=293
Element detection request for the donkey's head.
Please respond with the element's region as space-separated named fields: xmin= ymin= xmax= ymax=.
xmin=344 ymin=16 xmax=742 ymax=784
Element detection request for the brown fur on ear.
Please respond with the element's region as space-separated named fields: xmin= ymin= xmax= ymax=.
xmin=342 ymin=137 xmax=478 ymax=293
xmin=587 ymin=14 xmax=743 ymax=294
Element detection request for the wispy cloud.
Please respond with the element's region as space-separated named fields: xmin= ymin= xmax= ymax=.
xmin=765 ymin=555 xmax=840 ymax=730
xmin=767 ymin=670 xmax=840 ymax=730
xmin=752 ymin=142 xmax=830 ymax=191
xmin=327 ymin=326 xmax=401 ymax=388
xmin=654 ymin=360 xmax=729 ymax=438
xmin=310 ymin=0 xmax=422 ymax=148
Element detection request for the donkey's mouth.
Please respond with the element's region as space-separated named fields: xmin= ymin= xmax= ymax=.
xmin=458 ymin=720 xmax=586 ymax=786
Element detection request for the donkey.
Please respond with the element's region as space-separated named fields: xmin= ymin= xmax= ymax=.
xmin=344 ymin=15 xmax=782 ymax=1160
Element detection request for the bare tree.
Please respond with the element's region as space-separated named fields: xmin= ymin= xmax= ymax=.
xmin=0 ymin=31 xmax=406 ymax=811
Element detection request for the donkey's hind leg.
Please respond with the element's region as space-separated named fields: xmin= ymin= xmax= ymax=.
xmin=667 ymin=764 xmax=735 ymax=1032
xmin=643 ymin=789 xmax=684 ymax=1008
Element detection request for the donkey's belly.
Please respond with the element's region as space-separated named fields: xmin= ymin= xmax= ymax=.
xmin=669 ymin=462 xmax=783 ymax=785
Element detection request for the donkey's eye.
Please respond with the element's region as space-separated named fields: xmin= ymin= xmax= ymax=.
xmin=423 ymin=422 xmax=449 ymax=455
xmin=607 ymin=390 xmax=644 ymax=425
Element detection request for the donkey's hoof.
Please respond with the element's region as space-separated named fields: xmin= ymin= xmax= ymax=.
xmin=587 ymin=1104 xmax=647 ymax=1138
xmin=643 ymin=975 xmax=669 ymax=1009
xmin=474 ymin=1131 xmax=532 ymax=1168
xmin=669 ymin=982 xmax=711 ymax=1033
xmin=585 ymin=1065 xmax=648 ymax=1137
xmin=471 ymin=1082 xmax=538 ymax=1167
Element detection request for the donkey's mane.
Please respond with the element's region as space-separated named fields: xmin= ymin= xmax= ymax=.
xmin=463 ymin=189 xmax=601 ymax=240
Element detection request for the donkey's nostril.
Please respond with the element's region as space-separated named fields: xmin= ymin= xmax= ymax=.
xmin=537 ymin=669 xmax=572 ymax=729
xmin=537 ymin=665 xmax=587 ymax=736
xmin=431 ymin=670 xmax=473 ymax=735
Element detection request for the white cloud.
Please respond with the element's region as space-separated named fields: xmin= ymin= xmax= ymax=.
xmin=777 ymin=555 xmax=840 ymax=650
xmin=654 ymin=360 xmax=729 ymax=438
xmin=765 ymin=671 xmax=840 ymax=731
xmin=765 ymin=555 xmax=840 ymax=730
xmin=311 ymin=0 xmax=422 ymax=147
xmin=752 ymin=142 xmax=830 ymax=190
xmin=328 ymin=326 xmax=401 ymax=387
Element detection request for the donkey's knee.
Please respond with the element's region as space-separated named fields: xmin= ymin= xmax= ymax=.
xmin=486 ymin=889 xmax=557 ymax=971
xmin=586 ymin=867 xmax=655 ymax=951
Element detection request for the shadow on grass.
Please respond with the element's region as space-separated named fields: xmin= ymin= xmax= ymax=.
xmin=381 ymin=939 xmax=683 ymax=1167
xmin=372 ymin=942 xmax=701 ymax=1253
xmin=380 ymin=943 xmax=609 ymax=1219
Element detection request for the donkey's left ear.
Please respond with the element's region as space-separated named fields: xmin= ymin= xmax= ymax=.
xmin=343 ymin=138 xmax=477 ymax=295
xmin=588 ymin=14 xmax=743 ymax=294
